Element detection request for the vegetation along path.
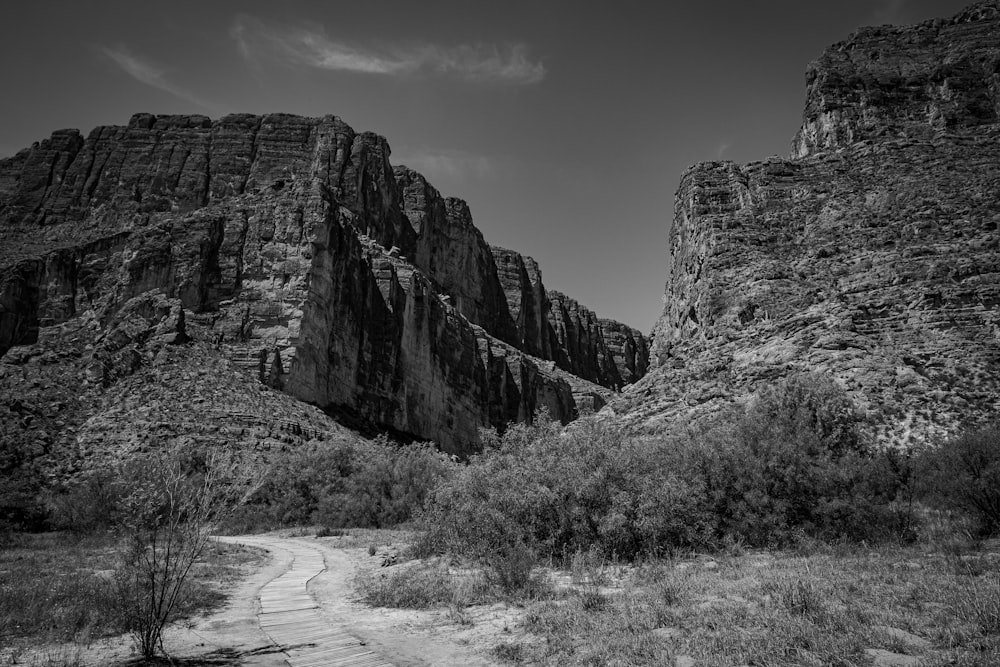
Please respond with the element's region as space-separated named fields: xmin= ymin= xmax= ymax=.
xmin=215 ymin=535 xmax=396 ymax=667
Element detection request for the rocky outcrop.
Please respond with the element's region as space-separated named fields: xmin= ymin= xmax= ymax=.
xmin=490 ymin=246 xmax=649 ymax=391
xmin=793 ymin=1 xmax=1000 ymax=157
xmin=599 ymin=318 xmax=650 ymax=386
xmin=1 ymin=112 xmax=639 ymax=453
xmin=394 ymin=167 xmax=518 ymax=345
xmin=547 ymin=290 xmax=623 ymax=390
xmin=0 ymin=113 xmax=414 ymax=261
xmin=491 ymin=247 xmax=552 ymax=359
xmin=620 ymin=2 xmax=1000 ymax=445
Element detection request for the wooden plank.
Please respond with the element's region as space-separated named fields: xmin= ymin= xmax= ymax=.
xmin=215 ymin=535 xmax=397 ymax=667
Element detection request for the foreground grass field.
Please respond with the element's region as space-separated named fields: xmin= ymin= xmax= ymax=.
xmin=0 ymin=532 xmax=264 ymax=664
xmin=356 ymin=532 xmax=1000 ymax=666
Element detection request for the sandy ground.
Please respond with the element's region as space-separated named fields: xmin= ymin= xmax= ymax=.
xmin=306 ymin=536 xmax=513 ymax=666
xmin=5 ymin=533 xmax=509 ymax=666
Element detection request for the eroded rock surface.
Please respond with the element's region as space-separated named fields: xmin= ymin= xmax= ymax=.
xmin=1 ymin=113 xmax=645 ymax=454
xmin=619 ymin=2 xmax=1000 ymax=444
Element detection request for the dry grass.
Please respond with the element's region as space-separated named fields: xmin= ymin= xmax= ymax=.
xmin=488 ymin=539 xmax=1000 ymax=666
xmin=354 ymin=534 xmax=1000 ymax=666
xmin=357 ymin=559 xmax=493 ymax=609
xmin=0 ymin=532 xmax=265 ymax=662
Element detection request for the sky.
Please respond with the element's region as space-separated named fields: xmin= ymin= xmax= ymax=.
xmin=0 ymin=0 xmax=975 ymax=333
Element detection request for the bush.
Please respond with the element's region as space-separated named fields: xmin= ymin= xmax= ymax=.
xmin=225 ymin=435 xmax=454 ymax=533
xmin=46 ymin=469 xmax=123 ymax=534
xmin=421 ymin=375 xmax=911 ymax=568
xmin=315 ymin=439 xmax=454 ymax=529
xmin=917 ymin=425 xmax=1000 ymax=536
xmin=112 ymin=444 xmax=262 ymax=659
xmin=692 ymin=373 xmax=909 ymax=545
xmin=0 ymin=434 xmax=49 ymax=533
xmin=419 ymin=415 xmax=715 ymax=576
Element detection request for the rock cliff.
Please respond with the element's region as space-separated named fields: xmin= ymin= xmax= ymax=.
xmin=620 ymin=1 xmax=1000 ymax=445
xmin=490 ymin=246 xmax=649 ymax=392
xmin=393 ymin=166 xmax=518 ymax=345
xmin=0 ymin=112 xmax=641 ymax=454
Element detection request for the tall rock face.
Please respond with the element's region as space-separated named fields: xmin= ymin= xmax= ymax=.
xmin=547 ymin=290 xmax=624 ymax=390
xmin=793 ymin=1 xmax=1000 ymax=158
xmin=621 ymin=2 xmax=1000 ymax=445
xmin=393 ymin=166 xmax=518 ymax=345
xmin=491 ymin=247 xmax=552 ymax=359
xmin=0 ymin=112 xmax=631 ymax=454
xmin=490 ymin=246 xmax=650 ymax=392
xmin=599 ymin=318 xmax=650 ymax=386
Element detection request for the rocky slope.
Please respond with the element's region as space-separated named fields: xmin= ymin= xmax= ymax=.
xmin=618 ymin=1 xmax=1000 ymax=444
xmin=0 ymin=113 xmax=646 ymax=455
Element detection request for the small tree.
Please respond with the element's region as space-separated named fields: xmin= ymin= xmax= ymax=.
xmin=112 ymin=444 xmax=263 ymax=659
xmin=697 ymin=373 xmax=907 ymax=545
xmin=918 ymin=425 xmax=1000 ymax=536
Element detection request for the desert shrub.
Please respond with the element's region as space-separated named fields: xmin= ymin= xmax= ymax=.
xmin=917 ymin=425 xmax=1000 ymax=536
xmin=422 ymin=375 xmax=910 ymax=571
xmin=45 ymin=469 xmax=123 ymax=533
xmin=111 ymin=444 xmax=262 ymax=659
xmin=0 ymin=434 xmax=50 ymax=533
xmin=315 ymin=439 xmax=454 ymax=528
xmin=419 ymin=414 xmax=715 ymax=579
xmin=227 ymin=435 xmax=454 ymax=532
xmin=691 ymin=373 xmax=909 ymax=545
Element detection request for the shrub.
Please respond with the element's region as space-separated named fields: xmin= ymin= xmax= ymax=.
xmin=315 ymin=438 xmax=454 ymax=529
xmin=421 ymin=375 xmax=911 ymax=571
xmin=225 ymin=435 xmax=454 ymax=533
xmin=112 ymin=444 xmax=262 ymax=659
xmin=917 ymin=425 xmax=1000 ymax=536
xmin=0 ymin=434 xmax=49 ymax=533
xmin=46 ymin=469 xmax=123 ymax=533
xmin=690 ymin=373 xmax=911 ymax=546
xmin=419 ymin=415 xmax=715 ymax=575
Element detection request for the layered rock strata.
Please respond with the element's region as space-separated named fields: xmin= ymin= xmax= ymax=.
xmin=393 ymin=166 xmax=518 ymax=345
xmin=1 ymin=112 xmax=635 ymax=453
xmin=490 ymin=246 xmax=649 ymax=391
xmin=621 ymin=1 xmax=1000 ymax=445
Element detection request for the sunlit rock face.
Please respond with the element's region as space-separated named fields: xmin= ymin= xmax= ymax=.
xmin=793 ymin=1 xmax=1000 ymax=158
xmin=620 ymin=2 xmax=1000 ymax=445
xmin=0 ymin=112 xmax=640 ymax=454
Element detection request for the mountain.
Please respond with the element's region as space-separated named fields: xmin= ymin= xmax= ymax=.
xmin=615 ymin=1 xmax=1000 ymax=445
xmin=0 ymin=113 xmax=648 ymax=456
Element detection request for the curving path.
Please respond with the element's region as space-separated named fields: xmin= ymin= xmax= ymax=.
xmin=215 ymin=535 xmax=395 ymax=667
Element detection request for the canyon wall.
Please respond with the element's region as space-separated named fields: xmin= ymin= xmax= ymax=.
xmin=619 ymin=1 xmax=1000 ymax=444
xmin=0 ymin=113 xmax=645 ymax=453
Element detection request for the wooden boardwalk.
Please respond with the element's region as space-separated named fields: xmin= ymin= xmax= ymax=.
xmin=216 ymin=535 xmax=395 ymax=667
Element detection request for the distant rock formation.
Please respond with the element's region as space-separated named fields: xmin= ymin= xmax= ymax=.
xmin=491 ymin=247 xmax=553 ymax=359
xmin=619 ymin=1 xmax=1000 ymax=445
xmin=489 ymin=246 xmax=649 ymax=392
xmin=0 ymin=112 xmax=646 ymax=454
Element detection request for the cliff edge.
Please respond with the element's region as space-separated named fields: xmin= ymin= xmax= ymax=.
xmin=618 ymin=1 xmax=1000 ymax=444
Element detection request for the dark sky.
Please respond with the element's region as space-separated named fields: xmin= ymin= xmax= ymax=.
xmin=0 ymin=1 xmax=974 ymax=332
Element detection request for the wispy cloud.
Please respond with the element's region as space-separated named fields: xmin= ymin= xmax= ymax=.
xmin=100 ymin=45 xmax=209 ymax=107
xmin=231 ymin=15 xmax=545 ymax=84
xmin=393 ymin=148 xmax=495 ymax=181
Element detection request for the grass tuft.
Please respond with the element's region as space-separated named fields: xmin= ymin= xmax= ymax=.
xmin=357 ymin=560 xmax=492 ymax=609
